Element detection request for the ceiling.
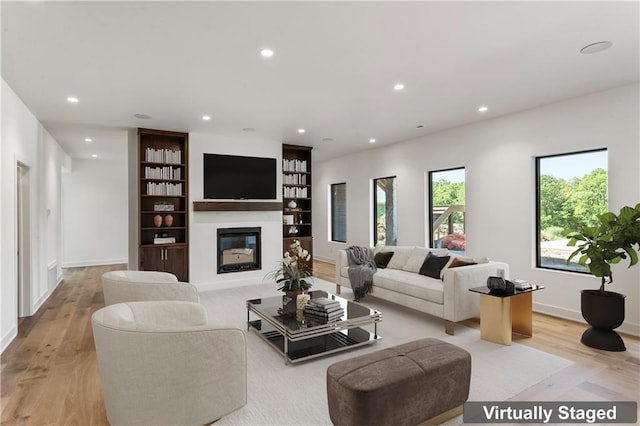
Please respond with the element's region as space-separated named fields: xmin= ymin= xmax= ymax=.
xmin=2 ymin=1 xmax=638 ymax=162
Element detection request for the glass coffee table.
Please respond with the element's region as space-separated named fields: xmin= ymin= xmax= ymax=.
xmin=247 ymin=290 xmax=382 ymax=364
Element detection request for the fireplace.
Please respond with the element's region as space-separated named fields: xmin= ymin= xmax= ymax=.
xmin=217 ymin=227 xmax=261 ymax=274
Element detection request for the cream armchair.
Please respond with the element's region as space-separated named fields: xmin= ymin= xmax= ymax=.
xmin=102 ymin=270 xmax=199 ymax=305
xmin=92 ymin=301 xmax=247 ymax=425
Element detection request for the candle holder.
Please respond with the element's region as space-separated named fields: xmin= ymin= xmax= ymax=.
xmin=296 ymin=292 xmax=310 ymax=310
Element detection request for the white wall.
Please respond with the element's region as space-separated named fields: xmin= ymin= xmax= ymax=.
xmin=1 ymin=79 xmax=72 ymax=351
xmin=62 ymin=159 xmax=128 ymax=267
xmin=188 ymin=132 xmax=284 ymax=289
xmin=314 ymin=84 xmax=640 ymax=336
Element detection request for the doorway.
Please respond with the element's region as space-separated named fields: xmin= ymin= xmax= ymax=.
xmin=16 ymin=162 xmax=31 ymax=318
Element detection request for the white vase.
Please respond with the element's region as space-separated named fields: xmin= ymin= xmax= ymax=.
xmin=288 ymin=200 xmax=297 ymax=209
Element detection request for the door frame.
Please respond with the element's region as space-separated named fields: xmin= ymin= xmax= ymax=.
xmin=15 ymin=158 xmax=32 ymax=318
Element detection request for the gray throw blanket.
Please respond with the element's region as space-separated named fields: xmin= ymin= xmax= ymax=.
xmin=345 ymin=246 xmax=377 ymax=302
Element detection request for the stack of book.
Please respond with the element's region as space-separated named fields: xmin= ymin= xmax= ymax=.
xmin=512 ymin=279 xmax=532 ymax=291
xmin=303 ymin=297 xmax=344 ymax=323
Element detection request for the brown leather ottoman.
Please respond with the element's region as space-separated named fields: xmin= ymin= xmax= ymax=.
xmin=326 ymin=338 xmax=471 ymax=425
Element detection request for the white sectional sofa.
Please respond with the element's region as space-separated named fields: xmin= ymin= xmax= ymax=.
xmin=335 ymin=246 xmax=509 ymax=335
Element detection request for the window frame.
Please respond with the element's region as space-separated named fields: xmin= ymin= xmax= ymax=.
xmin=330 ymin=182 xmax=347 ymax=243
xmin=427 ymin=166 xmax=466 ymax=250
xmin=535 ymin=148 xmax=608 ymax=273
xmin=372 ymin=176 xmax=397 ymax=246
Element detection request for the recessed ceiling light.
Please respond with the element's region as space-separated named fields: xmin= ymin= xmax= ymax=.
xmin=321 ymin=137 xmax=334 ymax=142
xmin=393 ymin=83 xmax=405 ymax=91
xmin=580 ymin=41 xmax=613 ymax=55
xmin=478 ymin=106 xmax=489 ymax=113
xmin=260 ymin=48 xmax=274 ymax=57
xmin=298 ymin=128 xmax=306 ymax=134
xmin=91 ymin=154 xmax=98 ymax=158
xmin=84 ymin=138 xmax=92 ymax=142
xmin=416 ymin=125 xmax=424 ymax=129
xmin=202 ymin=115 xmax=211 ymax=121
xmin=369 ymin=138 xmax=376 ymax=143
xmin=67 ymin=96 xmax=79 ymax=103
xmin=242 ymin=127 xmax=255 ymax=132
xmin=134 ymin=113 xmax=152 ymax=119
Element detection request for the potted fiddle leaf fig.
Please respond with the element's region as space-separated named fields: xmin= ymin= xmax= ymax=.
xmin=563 ymin=203 xmax=640 ymax=351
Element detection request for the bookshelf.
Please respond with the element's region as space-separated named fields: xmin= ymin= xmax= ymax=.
xmin=282 ymin=144 xmax=312 ymax=270
xmin=138 ymin=128 xmax=189 ymax=281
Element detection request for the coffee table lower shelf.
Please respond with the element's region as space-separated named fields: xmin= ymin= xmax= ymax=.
xmin=249 ymin=319 xmax=380 ymax=364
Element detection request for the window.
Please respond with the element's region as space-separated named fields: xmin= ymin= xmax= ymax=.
xmin=428 ymin=168 xmax=466 ymax=252
xmin=373 ymin=177 xmax=397 ymax=246
xmin=330 ymin=183 xmax=347 ymax=242
xmin=536 ymin=149 xmax=608 ymax=272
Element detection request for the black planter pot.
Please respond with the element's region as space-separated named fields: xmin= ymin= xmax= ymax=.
xmin=580 ymin=289 xmax=626 ymax=352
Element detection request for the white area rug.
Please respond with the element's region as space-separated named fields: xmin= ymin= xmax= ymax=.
xmin=199 ymin=279 xmax=573 ymax=425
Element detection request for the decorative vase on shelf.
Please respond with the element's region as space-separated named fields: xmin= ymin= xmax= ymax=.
xmin=164 ymin=214 xmax=174 ymax=227
xmin=153 ymin=215 xmax=163 ymax=227
xmin=288 ymin=200 xmax=297 ymax=209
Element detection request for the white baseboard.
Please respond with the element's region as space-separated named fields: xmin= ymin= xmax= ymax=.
xmin=1 ymin=325 xmax=17 ymax=354
xmin=62 ymin=258 xmax=128 ymax=268
xmin=33 ymin=291 xmax=49 ymax=314
xmin=534 ymin=301 xmax=639 ymax=337
xmin=31 ymin=276 xmax=64 ymax=316
xmin=314 ymin=255 xmax=335 ymax=264
xmin=195 ymin=277 xmax=271 ymax=292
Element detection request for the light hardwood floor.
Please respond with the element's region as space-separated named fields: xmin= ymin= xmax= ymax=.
xmin=1 ymin=261 xmax=638 ymax=425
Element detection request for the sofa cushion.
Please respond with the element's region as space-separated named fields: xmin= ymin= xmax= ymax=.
xmin=385 ymin=247 xmax=415 ymax=270
xmin=419 ymin=252 xmax=451 ymax=279
xmin=374 ymin=251 xmax=394 ymax=269
xmin=374 ymin=269 xmax=444 ymax=304
xmin=340 ymin=265 xmax=350 ymax=279
xmin=403 ymin=247 xmax=449 ymax=273
xmin=402 ymin=247 xmax=429 ymax=273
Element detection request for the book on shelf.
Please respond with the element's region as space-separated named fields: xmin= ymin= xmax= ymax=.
xmin=146 ymin=182 xmax=183 ymax=196
xmin=153 ymin=237 xmax=176 ymax=244
xmin=145 ymin=147 xmax=182 ymax=164
xmin=153 ymin=203 xmax=175 ymax=212
xmin=144 ymin=166 xmax=182 ymax=180
xmin=283 ymin=173 xmax=308 ymax=185
xmin=283 ymin=186 xmax=308 ymax=198
xmin=283 ymin=159 xmax=307 ymax=173
xmin=283 ymin=214 xmax=295 ymax=225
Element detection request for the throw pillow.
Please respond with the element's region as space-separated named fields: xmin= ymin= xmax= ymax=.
xmin=373 ymin=251 xmax=394 ymax=269
xmin=402 ymin=247 xmax=430 ymax=273
xmin=419 ymin=252 xmax=451 ymax=279
xmin=385 ymin=247 xmax=413 ymax=270
xmin=449 ymin=257 xmax=477 ymax=268
xmin=428 ymin=248 xmax=450 ymax=257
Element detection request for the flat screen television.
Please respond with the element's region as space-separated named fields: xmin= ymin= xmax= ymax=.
xmin=203 ymin=153 xmax=277 ymax=200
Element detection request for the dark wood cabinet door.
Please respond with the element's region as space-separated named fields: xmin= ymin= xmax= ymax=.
xmin=164 ymin=245 xmax=188 ymax=282
xmin=140 ymin=246 xmax=188 ymax=281
xmin=139 ymin=247 xmax=163 ymax=273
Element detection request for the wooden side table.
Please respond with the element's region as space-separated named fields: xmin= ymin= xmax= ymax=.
xmin=469 ymin=285 xmax=544 ymax=345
